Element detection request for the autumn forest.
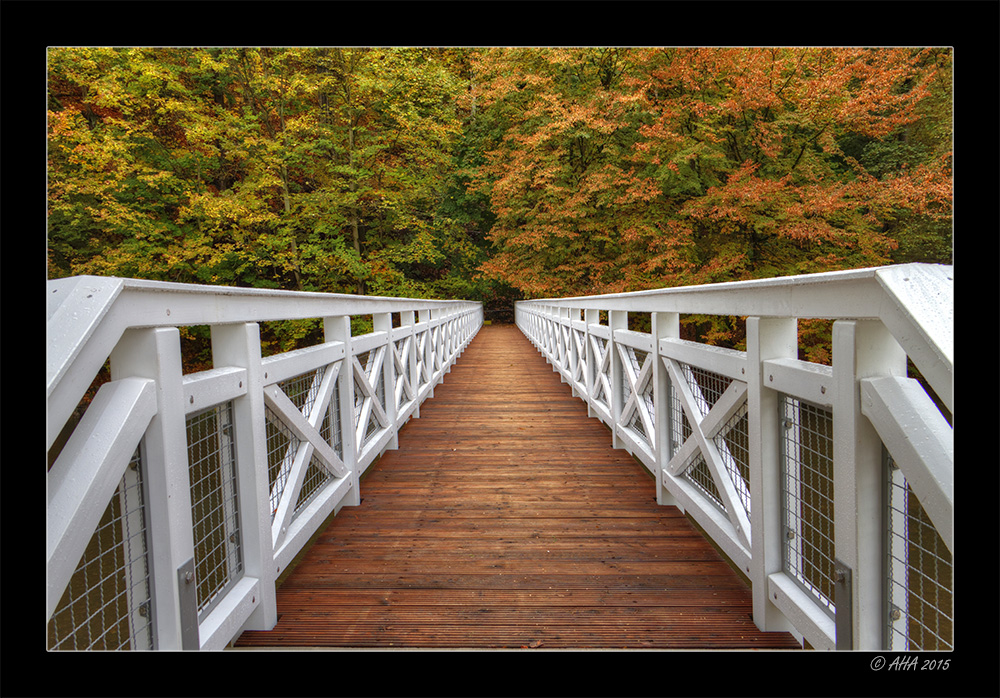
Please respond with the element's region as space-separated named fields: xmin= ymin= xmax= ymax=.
xmin=47 ymin=47 xmax=952 ymax=356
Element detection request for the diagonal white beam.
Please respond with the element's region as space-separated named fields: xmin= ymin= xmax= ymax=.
xmin=47 ymin=377 xmax=156 ymax=620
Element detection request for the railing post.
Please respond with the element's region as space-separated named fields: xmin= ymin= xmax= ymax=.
xmin=832 ymin=319 xmax=906 ymax=650
xmin=325 ymin=316 xmax=360 ymax=506
xmin=609 ymin=310 xmax=628 ymax=449
xmin=652 ymin=312 xmax=680 ymax=507
xmin=109 ymin=327 xmax=194 ymax=650
xmin=209 ymin=322 xmax=278 ymax=633
xmin=746 ymin=316 xmax=799 ymax=637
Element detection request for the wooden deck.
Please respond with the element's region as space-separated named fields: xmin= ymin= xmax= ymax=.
xmin=234 ymin=325 xmax=800 ymax=649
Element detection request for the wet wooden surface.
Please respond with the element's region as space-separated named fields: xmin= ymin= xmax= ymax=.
xmin=234 ymin=324 xmax=800 ymax=649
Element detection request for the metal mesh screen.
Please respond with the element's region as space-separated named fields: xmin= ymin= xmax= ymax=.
xmin=186 ymin=402 xmax=243 ymax=618
xmin=682 ymin=364 xmax=730 ymax=414
xmin=265 ymin=405 xmax=297 ymax=517
xmin=780 ymin=395 xmax=836 ymax=617
xmin=885 ymin=453 xmax=954 ymax=650
xmin=667 ymin=378 xmax=692 ymax=459
xmin=281 ymin=366 xmax=325 ymax=416
xmin=684 ymin=451 xmax=725 ymax=512
xmin=48 ymin=447 xmax=154 ymax=650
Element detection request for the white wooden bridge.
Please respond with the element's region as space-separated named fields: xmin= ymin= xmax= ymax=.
xmin=46 ymin=264 xmax=953 ymax=651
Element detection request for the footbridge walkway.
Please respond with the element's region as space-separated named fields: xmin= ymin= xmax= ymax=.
xmin=46 ymin=264 xmax=953 ymax=651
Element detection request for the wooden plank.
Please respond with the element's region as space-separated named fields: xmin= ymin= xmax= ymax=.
xmin=235 ymin=325 xmax=799 ymax=650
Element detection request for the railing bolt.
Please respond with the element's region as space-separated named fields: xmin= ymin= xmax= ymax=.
xmin=184 ymin=571 xmax=194 ymax=584
xmin=890 ymin=608 xmax=902 ymax=621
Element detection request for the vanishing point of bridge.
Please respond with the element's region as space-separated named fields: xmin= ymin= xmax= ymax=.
xmin=46 ymin=265 xmax=953 ymax=651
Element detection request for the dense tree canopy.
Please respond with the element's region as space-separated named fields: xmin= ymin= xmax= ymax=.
xmin=48 ymin=47 xmax=952 ymax=318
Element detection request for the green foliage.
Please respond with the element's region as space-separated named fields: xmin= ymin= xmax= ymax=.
xmin=48 ymin=47 xmax=952 ymax=358
xmin=47 ymin=47 xmax=492 ymax=304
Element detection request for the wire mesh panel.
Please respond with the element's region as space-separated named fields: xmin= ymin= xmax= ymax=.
xmin=684 ymin=451 xmax=726 ymax=512
xmin=48 ymin=447 xmax=154 ymax=650
xmin=265 ymin=405 xmax=298 ymax=517
xmin=186 ymin=402 xmax=243 ymax=619
xmin=667 ymin=378 xmax=692 ymax=459
xmin=281 ymin=367 xmax=326 ymax=418
xmin=681 ymin=364 xmax=731 ymax=415
xmin=780 ymin=395 xmax=836 ymax=618
xmin=885 ymin=453 xmax=954 ymax=650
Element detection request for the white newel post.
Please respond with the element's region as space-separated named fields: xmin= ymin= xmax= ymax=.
xmin=110 ymin=327 xmax=196 ymax=650
xmin=746 ymin=316 xmax=799 ymax=637
xmin=652 ymin=312 xmax=680 ymax=507
xmin=325 ymin=316 xmax=360 ymax=506
xmin=609 ymin=310 xmax=628 ymax=449
xmin=209 ymin=322 xmax=278 ymax=633
xmin=832 ymin=319 xmax=906 ymax=650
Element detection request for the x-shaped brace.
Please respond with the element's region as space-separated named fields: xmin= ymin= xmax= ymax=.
xmin=264 ymin=361 xmax=346 ymax=548
xmin=353 ymin=347 xmax=388 ymax=447
xmin=589 ymin=334 xmax=613 ymax=409
xmin=663 ymin=358 xmax=751 ymax=548
xmin=392 ymin=335 xmax=415 ymax=410
xmin=617 ymin=344 xmax=655 ymax=446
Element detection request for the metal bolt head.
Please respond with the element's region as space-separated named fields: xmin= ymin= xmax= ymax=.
xmin=184 ymin=571 xmax=194 ymax=584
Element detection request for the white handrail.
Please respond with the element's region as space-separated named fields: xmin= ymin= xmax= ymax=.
xmin=515 ymin=263 xmax=953 ymax=651
xmin=46 ymin=275 xmax=482 ymax=650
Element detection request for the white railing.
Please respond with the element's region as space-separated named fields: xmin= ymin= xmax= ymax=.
xmin=46 ymin=276 xmax=482 ymax=650
xmin=515 ymin=263 xmax=953 ymax=651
